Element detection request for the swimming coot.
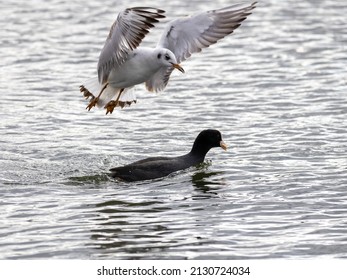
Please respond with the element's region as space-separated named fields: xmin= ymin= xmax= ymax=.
xmin=109 ymin=129 xmax=227 ymax=182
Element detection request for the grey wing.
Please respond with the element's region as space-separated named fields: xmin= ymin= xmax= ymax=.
xmin=97 ymin=7 xmax=165 ymax=84
xmin=157 ymin=2 xmax=257 ymax=63
xmin=145 ymin=66 xmax=174 ymax=92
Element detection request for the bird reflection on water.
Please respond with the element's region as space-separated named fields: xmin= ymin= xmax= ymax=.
xmin=191 ymin=168 xmax=225 ymax=200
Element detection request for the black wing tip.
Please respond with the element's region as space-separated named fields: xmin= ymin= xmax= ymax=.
xmin=245 ymin=1 xmax=258 ymax=8
xmin=129 ymin=7 xmax=165 ymax=15
xmin=218 ymin=1 xmax=257 ymax=13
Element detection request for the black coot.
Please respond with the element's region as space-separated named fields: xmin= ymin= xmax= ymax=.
xmin=109 ymin=129 xmax=227 ymax=182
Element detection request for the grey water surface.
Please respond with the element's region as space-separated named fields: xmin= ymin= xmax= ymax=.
xmin=1 ymin=0 xmax=347 ymax=259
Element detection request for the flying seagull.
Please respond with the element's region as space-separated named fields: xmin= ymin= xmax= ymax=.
xmin=80 ymin=2 xmax=257 ymax=114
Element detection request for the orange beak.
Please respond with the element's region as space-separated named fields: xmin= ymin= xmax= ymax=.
xmin=172 ymin=63 xmax=185 ymax=73
xmin=220 ymin=141 xmax=228 ymax=151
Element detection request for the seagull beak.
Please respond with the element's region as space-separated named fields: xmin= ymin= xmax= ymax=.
xmin=172 ymin=63 xmax=185 ymax=73
xmin=220 ymin=141 xmax=228 ymax=151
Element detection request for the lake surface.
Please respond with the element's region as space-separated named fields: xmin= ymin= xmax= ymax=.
xmin=1 ymin=0 xmax=347 ymax=259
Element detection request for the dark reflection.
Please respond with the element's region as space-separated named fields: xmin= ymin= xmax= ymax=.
xmin=191 ymin=168 xmax=225 ymax=200
xmin=94 ymin=199 xmax=166 ymax=212
xmin=87 ymin=198 xmax=176 ymax=258
xmin=192 ymin=171 xmax=222 ymax=189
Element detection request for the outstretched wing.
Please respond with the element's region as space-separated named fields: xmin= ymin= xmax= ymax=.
xmin=157 ymin=2 xmax=257 ymax=63
xmin=97 ymin=7 xmax=165 ymax=84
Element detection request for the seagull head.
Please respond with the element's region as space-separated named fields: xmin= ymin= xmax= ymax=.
xmin=156 ymin=48 xmax=185 ymax=73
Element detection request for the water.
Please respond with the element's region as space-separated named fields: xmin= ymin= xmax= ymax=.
xmin=1 ymin=0 xmax=347 ymax=259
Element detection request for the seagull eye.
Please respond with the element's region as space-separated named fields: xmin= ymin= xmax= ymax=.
xmin=165 ymin=54 xmax=170 ymax=60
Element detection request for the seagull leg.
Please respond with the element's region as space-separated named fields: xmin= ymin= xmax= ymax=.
xmin=85 ymin=83 xmax=109 ymax=111
xmin=104 ymin=88 xmax=124 ymax=115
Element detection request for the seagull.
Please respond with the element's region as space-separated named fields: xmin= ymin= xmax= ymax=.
xmin=80 ymin=2 xmax=257 ymax=114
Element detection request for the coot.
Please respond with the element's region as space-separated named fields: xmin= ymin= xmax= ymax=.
xmin=109 ymin=129 xmax=227 ymax=182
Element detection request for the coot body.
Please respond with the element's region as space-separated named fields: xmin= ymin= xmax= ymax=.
xmin=109 ymin=129 xmax=227 ymax=182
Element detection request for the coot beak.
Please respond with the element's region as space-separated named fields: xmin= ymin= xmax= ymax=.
xmin=220 ymin=140 xmax=228 ymax=151
xmin=172 ymin=63 xmax=185 ymax=73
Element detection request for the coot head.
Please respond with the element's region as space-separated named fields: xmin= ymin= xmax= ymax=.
xmin=190 ymin=129 xmax=227 ymax=156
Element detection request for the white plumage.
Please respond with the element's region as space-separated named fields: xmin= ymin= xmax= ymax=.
xmin=80 ymin=2 xmax=257 ymax=114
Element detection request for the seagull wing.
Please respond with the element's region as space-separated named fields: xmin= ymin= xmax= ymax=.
xmin=97 ymin=7 xmax=165 ymax=84
xmin=157 ymin=2 xmax=257 ymax=63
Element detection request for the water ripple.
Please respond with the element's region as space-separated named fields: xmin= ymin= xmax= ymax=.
xmin=1 ymin=0 xmax=347 ymax=259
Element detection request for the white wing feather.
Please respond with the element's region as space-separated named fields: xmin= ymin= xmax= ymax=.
xmin=97 ymin=7 xmax=165 ymax=84
xmin=157 ymin=2 xmax=257 ymax=63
